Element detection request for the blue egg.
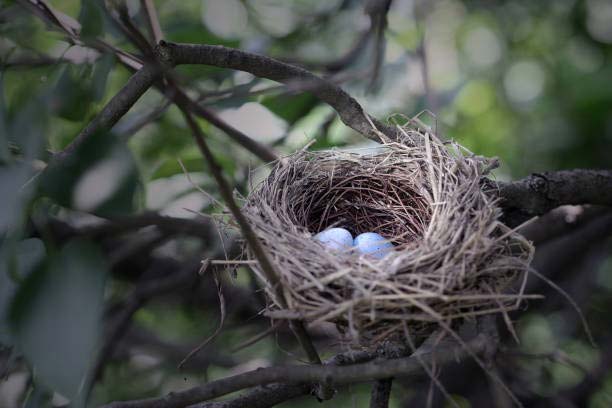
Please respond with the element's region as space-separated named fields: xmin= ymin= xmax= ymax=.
xmin=314 ymin=228 xmax=353 ymax=252
xmin=354 ymin=232 xmax=394 ymax=259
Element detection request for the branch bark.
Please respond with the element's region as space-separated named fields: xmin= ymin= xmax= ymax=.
xmin=171 ymin=90 xmax=278 ymax=163
xmin=53 ymin=63 xmax=161 ymax=162
xmin=101 ymin=334 xmax=487 ymax=408
xmin=159 ymin=41 xmax=399 ymax=143
xmin=189 ymin=384 xmax=310 ymax=408
xmin=494 ymin=169 xmax=612 ymax=227
xmin=179 ymin=109 xmax=323 ymax=369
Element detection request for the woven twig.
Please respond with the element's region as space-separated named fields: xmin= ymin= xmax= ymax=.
xmin=242 ymin=123 xmax=534 ymax=345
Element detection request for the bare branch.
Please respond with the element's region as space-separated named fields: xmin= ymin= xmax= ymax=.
xmin=414 ymin=0 xmax=436 ymax=112
xmin=53 ymin=63 xmax=162 ymax=161
xmin=366 ymin=0 xmax=393 ymax=91
xmin=188 ymin=344 xmax=407 ymax=408
xmin=1 ymin=55 xmax=69 ymax=69
xmin=104 ymin=2 xmax=154 ymax=58
xmin=173 ymin=91 xmax=278 ymax=163
xmin=80 ymin=212 xmax=216 ymax=240
xmin=189 ymin=384 xmax=310 ymax=408
xmin=115 ymin=100 xmax=172 ymax=139
xmin=178 ymin=109 xmax=323 ymax=367
xmin=141 ymin=0 xmax=164 ymax=44
xmin=160 ymin=41 xmax=400 ymax=143
xmin=101 ymin=334 xmax=487 ymax=408
xmin=493 ymin=169 xmax=612 ymax=227
xmin=19 ymin=0 xmax=143 ymax=69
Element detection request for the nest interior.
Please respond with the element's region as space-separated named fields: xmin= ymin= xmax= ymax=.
xmin=243 ymin=126 xmax=534 ymax=345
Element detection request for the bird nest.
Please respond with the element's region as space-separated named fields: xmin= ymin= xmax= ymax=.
xmin=242 ymin=123 xmax=534 ymax=345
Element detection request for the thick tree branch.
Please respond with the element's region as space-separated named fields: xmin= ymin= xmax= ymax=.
xmin=54 ymin=63 xmax=162 ymax=161
xmin=189 ymin=384 xmax=310 ymax=408
xmin=101 ymin=334 xmax=487 ymax=408
xmin=493 ymin=169 xmax=612 ymax=227
xmin=159 ymin=41 xmax=399 ymax=143
xmin=40 ymin=212 xmax=216 ymax=242
xmin=82 ymin=213 xmax=216 ymax=240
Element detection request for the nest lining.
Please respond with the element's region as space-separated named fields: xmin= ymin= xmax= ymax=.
xmin=242 ymin=126 xmax=534 ymax=344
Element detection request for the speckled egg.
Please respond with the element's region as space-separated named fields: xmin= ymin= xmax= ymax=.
xmin=354 ymin=232 xmax=394 ymax=259
xmin=314 ymin=228 xmax=353 ymax=252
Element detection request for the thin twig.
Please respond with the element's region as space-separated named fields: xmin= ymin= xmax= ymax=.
xmin=141 ymin=0 xmax=164 ymax=44
xmin=116 ymin=100 xmax=172 ymax=139
xmin=91 ymin=266 xmax=199 ymax=384
xmin=414 ymin=0 xmax=437 ymax=113
xmin=178 ymin=271 xmax=225 ymax=369
xmin=366 ymin=0 xmax=393 ymax=92
xmin=179 ymin=95 xmax=278 ymax=163
xmin=178 ymin=108 xmax=323 ymax=366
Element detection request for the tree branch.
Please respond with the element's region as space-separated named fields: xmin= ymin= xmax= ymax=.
xmin=171 ymin=90 xmax=278 ymax=163
xmin=141 ymin=0 xmax=164 ymax=45
xmin=366 ymin=0 xmax=393 ymax=91
xmin=53 ymin=63 xmax=162 ymax=161
xmin=494 ymin=169 xmax=612 ymax=227
xmin=159 ymin=41 xmax=399 ymax=143
xmin=189 ymin=384 xmax=310 ymax=408
xmin=101 ymin=334 xmax=487 ymax=408
xmin=178 ymin=109 xmax=323 ymax=368
xmin=82 ymin=212 xmax=216 ymax=240
xmin=182 ymin=345 xmax=406 ymax=408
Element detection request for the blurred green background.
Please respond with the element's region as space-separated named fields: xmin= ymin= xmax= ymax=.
xmin=1 ymin=0 xmax=611 ymax=407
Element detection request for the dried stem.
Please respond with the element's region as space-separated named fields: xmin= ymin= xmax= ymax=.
xmin=179 ymin=108 xmax=322 ymax=366
xmin=141 ymin=0 xmax=164 ymax=44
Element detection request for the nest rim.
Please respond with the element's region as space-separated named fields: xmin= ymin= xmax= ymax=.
xmin=242 ymin=125 xmax=534 ymax=345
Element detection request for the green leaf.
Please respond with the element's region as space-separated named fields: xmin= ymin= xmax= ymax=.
xmin=92 ymin=54 xmax=115 ymax=101
xmin=0 ymin=72 xmax=9 ymax=164
xmin=49 ymin=52 xmax=115 ymax=123
xmin=0 ymin=163 xmax=35 ymax=234
xmin=23 ymin=385 xmax=53 ymax=408
xmin=40 ymin=131 xmax=142 ymax=216
xmin=7 ymin=95 xmax=48 ymax=160
xmin=9 ymin=240 xmax=108 ymax=400
xmin=261 ymin=93 xmax=318 ymax=125
xmin=78 ymin=0 xmax=104 ymax=39
xmin=51 ymin=65 xmax=95 ymax=121
xmin=0 ymin=238 xmax=45 ymax=345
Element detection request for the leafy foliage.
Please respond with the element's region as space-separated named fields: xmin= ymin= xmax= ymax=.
xmin=9 ymin=240 xmax=107 ymax=401
xmin=0 ymin=0 xmax=611 ymax=407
